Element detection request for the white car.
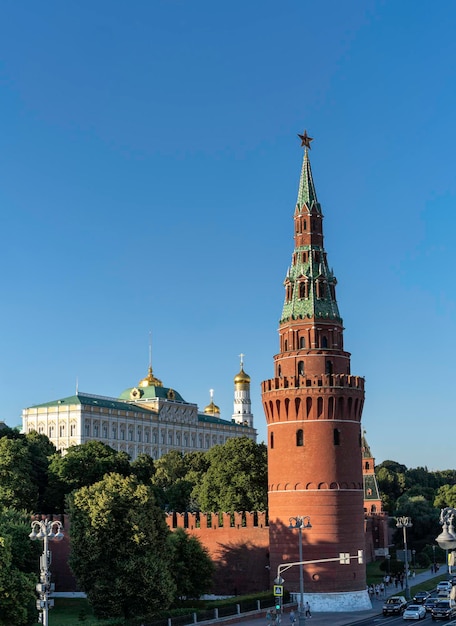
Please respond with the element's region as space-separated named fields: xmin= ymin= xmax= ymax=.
xmin=402 ymin=604 xmax=426 ymax=620
xmin=437 ymin=580 xmax=453 ymax=592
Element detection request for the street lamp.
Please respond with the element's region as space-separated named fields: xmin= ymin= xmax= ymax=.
xmin=396 ymin=516 xmax=412 ymax=601
xmin=289 ymin=516 xmax=312 ymax=626
xmin=29 ymin=518 xmax=64 ymax=626
xmin=436 ymin=507 xmax=456 ymax=573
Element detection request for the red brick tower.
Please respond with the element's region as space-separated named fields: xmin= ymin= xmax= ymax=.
xmin=261 ymin=132 xmax=369 ymax=611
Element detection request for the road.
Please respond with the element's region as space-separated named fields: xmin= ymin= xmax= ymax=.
xmin=220 ymin=568 xmax=446 ymax=626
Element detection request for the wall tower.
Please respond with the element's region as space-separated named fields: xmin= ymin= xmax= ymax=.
xmin=261 ymin=132 xmax=369 ymax=611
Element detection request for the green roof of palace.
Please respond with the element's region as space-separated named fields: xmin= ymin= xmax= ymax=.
xmin=28 ymin=393 xmax=154 ymax=414
xmin=118 ymin=385 xmax=186 ymax=402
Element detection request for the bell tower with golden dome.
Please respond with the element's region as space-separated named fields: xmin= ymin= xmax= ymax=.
xmin=261 ymin=133 xmax=368 ymax=611
xmin=232 ymin=354 xmax=254 ymax=427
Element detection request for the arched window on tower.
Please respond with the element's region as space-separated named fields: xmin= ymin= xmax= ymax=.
xmin=322 ymin=336 xmax=328 ymax=348
xmin=297 ymin=361 xmax=305 ymax=376
xmin=333 ymin=428 xmax=341 ymax=446
xmin=270 ymin=431 xmax=274 ymax=449
xmin=296 ymin=429 xmax=304 ymax=446
xmin=284 ymin=339 xmax=288 ymax=351
xmin=300 ymin=337 xmax=306 ymax=349
xmin=277 ymin=364 xmax=282 ymax=377
xmin=365 ymin=461 xmax=370 ymax=470
xmin=299 ymin=281 xmax=308 ymax=299
xmin=303 ymin=220 xmax=307 ymax=231
xmin=326 ymin=360 xmax=333 ymax=375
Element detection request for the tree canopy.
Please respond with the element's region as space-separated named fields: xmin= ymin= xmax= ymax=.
xmin=68 ymin=473 xmax=175 ymax=619
xmin=191 ymin=437 xmax=268 ymax=512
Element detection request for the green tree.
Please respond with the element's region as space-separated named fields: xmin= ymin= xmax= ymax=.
xmin=434 ymin=484 xmax=456 ymax=509
xmin=167 ymin=528 xmax=214 ymax=599
xmin=25 ymin=431 xmax=57 ymax=512
xmin=191 ymin=438 xmax=267 ymax=512
xmin=0 ymin=437 xmax=38 ymax=510
xmin=151 ymin=450 xmax=195 ymax=511
xmin=0 ymin=508 xmax=38 ymax=626
xmin=131 ymin=452 xmax=156 ymax=484
xmin=48 ymin=441 xmax=131 ymax=510
xmin=69 ymin=473 xmax=174 ymax=619
xmin=394 ymin=495 xmax=440 ymax=553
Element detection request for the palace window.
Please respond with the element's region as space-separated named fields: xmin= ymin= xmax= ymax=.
xmin=334 ymin=428 xmax=341 ymax=446
xmin=296 ymin=429 xmax=304 ymax=447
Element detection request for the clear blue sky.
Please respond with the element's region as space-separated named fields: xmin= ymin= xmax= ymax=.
xmin=1 ymin=1 xmax=455 ymax=470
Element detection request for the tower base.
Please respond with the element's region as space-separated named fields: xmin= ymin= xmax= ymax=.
xmin=291 ymin=590 xmax=372 ymax=612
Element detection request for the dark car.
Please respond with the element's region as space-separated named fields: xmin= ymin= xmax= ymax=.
xmin=431 ymin=599 xmax=456 ymax=620
xmin=425 ymin=597 xmax=439 ymax=612
xmin=382 ymin=596 xmax=407 ymax=616
xmin=413 ymin=590 xmax=430 ymax=604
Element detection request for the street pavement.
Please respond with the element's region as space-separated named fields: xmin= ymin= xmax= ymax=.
xmin=218 ymin=567 xmax=442 ymax=626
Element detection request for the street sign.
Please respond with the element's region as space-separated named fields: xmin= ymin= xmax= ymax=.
xmin=273 ymin=584 xmax=283 ymax=596
xmin=274 ymin=576 xmax=285 ymax=585
xmin=339 ymin=552 xmax=350 ymax=564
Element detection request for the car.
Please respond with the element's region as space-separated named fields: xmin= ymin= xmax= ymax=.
xmin=383 ymin=596 xmax=408 ymax=616
xmin=431 ymin=599 xmax=456 ymax=620
xmin=437 ymin=581 xmax=453 ymax=592
xmin=403 ymin=604 xmax=426 ymax=620
xmin=413 ymin=591 xmax=430 ymax=604
xmin=424 ymin=597 xmax=439 ymax=612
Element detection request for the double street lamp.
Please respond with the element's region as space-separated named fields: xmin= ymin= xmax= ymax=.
xmin=396 ymin=516 xmax=412 ymax=601
xmin=436 ymin=507 xmax=456 ymax=573
xmin=289 ymin=516 xmax=312 ymax=626
xmin=29 ymin=518 xmax=64 ymax=626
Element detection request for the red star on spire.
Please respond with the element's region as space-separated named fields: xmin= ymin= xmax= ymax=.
xmin=297 ymin=130 xmax=314 ymax=149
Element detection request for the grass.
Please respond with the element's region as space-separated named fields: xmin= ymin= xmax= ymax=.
xmin=31 ymin=598 xmax=123 ymax=626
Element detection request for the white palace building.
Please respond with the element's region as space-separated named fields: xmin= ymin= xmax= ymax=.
xmin=22 ymin=358 xmax=256 ymax=460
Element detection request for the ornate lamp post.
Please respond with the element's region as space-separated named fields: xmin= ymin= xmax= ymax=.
xmin=396 ymin=516 xmax=412 ymax=600
xmin=29 ymin=518 xmax=64 ymax=626
xmin=436 ymin=507 xmax=456 ymax=574
xmin=289 ymin=516 xmax=312 ymax=626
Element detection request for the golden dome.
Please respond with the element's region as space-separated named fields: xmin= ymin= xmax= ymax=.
xmin=204 ymin=400 xmax=220 ymax=415
xmin=204 ymin=389 xmax=220 ymax=415
xmin=138 ymin=366 xmax=163 ymax=388
xmin=234 ymin=367 xmax=250 ymax=385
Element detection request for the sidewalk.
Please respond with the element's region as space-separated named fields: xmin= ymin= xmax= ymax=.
xmin=219 ymin=568 xmax=444 ymax=626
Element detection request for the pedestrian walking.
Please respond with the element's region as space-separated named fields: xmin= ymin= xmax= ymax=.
xmin=266 ymin=609 xmax=272 ymax=625
xmin=289 ymin=610 xmax=296 ymax=623
xmin=304 ymin=601 xmax=311 ymax=618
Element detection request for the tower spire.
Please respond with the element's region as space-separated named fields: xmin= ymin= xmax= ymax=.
xmin=282 ymin=134 xmax=339 ymax=324
xmin=296 ymin=131 xmax=318 ymax=210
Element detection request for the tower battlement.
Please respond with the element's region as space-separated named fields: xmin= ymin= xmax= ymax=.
xmin=262 ymin=373 xmax=365 ymax=392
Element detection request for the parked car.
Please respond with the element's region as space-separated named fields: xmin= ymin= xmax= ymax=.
xmin=413 ymin=591 xmax=430 ymax=604
xmin=431 ymin=599 xmax=456 ymax=620
xmin=403 ymin=604 xmax=426 ymax=620
xmin=383 ymin=596 xmax=408 ymax=616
